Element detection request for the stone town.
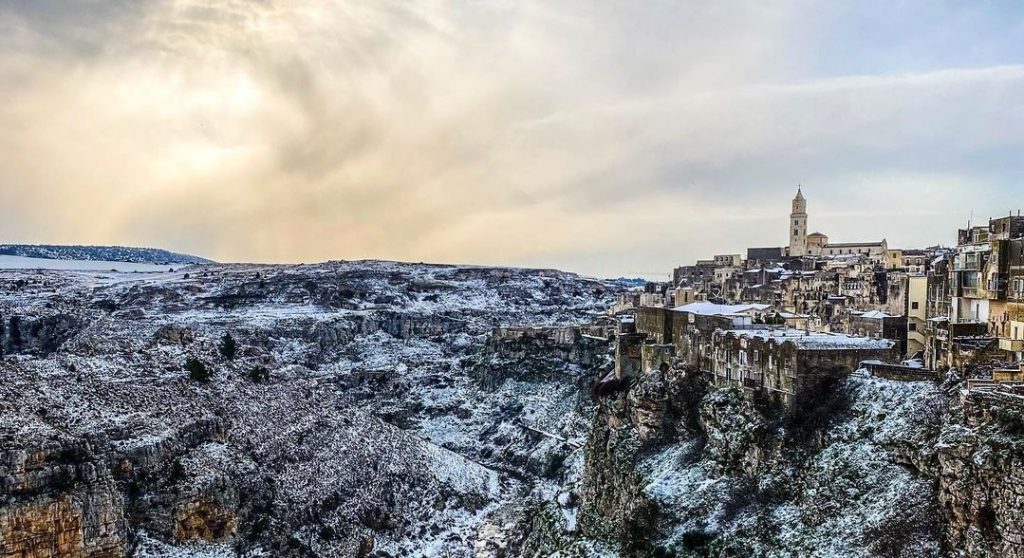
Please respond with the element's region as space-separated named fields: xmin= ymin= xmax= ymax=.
xmin=594 ymin=186 xmax=1024 ymax=404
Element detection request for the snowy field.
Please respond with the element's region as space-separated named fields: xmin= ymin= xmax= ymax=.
xmin=0 ymin=255 xmax=189 ymax=272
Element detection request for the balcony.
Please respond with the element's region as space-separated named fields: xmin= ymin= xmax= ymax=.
xmin=999 ymin=338 xmax=1024 ymax=352
xmin=960 ymin=287 xmax=982 ymax=299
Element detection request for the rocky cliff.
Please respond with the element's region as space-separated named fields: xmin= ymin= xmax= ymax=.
xmin=525 ymin=364 xmax=938 ymax=556
xmin=0 ymin=261 xmax=618 ymax=557
xmin=938 ymin=388 xmax=1024 ymax=558
xmin=514 ymin=357 xmax=1024 ymax=558
xmin=3 ymin=260 xmax=1024 ymax=557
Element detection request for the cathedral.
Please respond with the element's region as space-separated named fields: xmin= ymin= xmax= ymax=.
xmin=787 ymin=186 xmax=887 ymax=259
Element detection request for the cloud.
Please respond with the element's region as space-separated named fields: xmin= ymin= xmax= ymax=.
xmin=0 ymin=0 xmax=1022 ymax=277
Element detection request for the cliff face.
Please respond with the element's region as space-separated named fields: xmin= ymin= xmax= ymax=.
xmin=0 ymin=416 xmax=238 ymax=558
xmin=559 ymin=364 xmax=951 ymax=557
xmin=1 ymin=439 xmax=127 ymax=558
xmin=938 ymin=390 xmax=1024 ymax=558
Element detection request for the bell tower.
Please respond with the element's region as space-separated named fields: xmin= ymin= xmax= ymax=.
xmin=789 ymin=186 xmax=807 ymax=256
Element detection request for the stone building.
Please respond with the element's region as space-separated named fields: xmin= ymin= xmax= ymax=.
xmin=847 ymin=310 xmax=907 ymax=357
xmin=914 ymin=215 xmax=1024 ymax=368
xmin=708 ymin=328 xmax=896 ymax=403
xmin=714 ymin=254 xmax=742 ymax=267
xmin=624 ymin=302 xmax=898 ymax=405
xmin=923 ymin=260 xmax=951 ymax=369
xmin=949 ymin=216 xmax=1024 ymax=362
xmin=1002 ymin=237 xmax=1024 ymax=360
xmin=806 ymin=232 xmax=829 ymax=255
xmin=819 ymin=240 xmax=889 ymax=260
xmin=746 ymin=247 xmax=785 ymax=266
xmin=901 ymin=250 xmax=930 ymax=274
xmin=673 ymin=262 xmax=716 ymax=288
xmin=905 ymin=274 xmax=928 ymax=357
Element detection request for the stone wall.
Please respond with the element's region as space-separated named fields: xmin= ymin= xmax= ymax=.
xmin=640 ymin=344 xmax=674 ymax=376
xmin=633 ymin=307 xmax=674 ymax=345
xmin=796 ymin=347 xmax=897 ymax=376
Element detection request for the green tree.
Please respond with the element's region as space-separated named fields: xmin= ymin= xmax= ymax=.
xmin=185 ymin=357 xmax=212 ymax=383
xmin=219 ymin=332 xmax=237 ymax=360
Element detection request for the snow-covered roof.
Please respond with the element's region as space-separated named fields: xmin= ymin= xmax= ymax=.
xmin=672 ymin=302 xmax=770 ymax=316
xmin=854 ymin=310 xmax=899 ymax=319
xmin=717 ymin=328 xmax=895 ymax=351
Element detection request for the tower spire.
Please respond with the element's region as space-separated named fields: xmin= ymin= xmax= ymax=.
xmin=789 ymin=185 xmax=808 ymax=256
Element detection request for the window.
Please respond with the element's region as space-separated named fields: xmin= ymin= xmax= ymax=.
xmin=909 ymin=323 xmax=917 ymax=331
xmin=794 ymin=220 xmax=799 ymax=226
xmin=911 ymin=302 xmax=919 ymax=310
xmin=794 ymin=230 xmax=799 ymax=236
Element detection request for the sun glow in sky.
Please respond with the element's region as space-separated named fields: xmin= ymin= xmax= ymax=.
xmin=2 ymin=1 xmax=1023 ymax=278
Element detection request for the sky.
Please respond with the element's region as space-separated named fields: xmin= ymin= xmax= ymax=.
xmin=1 ymin=0 xmax=1023 ymax=279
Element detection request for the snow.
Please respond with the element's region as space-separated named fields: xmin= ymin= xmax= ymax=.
xmin=855 ymin=310 xmax=899 ymax=319
xmin=719 ymin=328 xmax=896 ymax=350
xmin=673 ymin=302 xmax=771 ymax=315
xmin=638 ymin=375 xmax=944 ymax=557
xmin=135 ymin=532 xmax=239 ymax=558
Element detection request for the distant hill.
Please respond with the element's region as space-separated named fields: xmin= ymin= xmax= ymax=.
xmin=0 ymin=244 xmax=214 ymax=265
xmin=609 ymin=277 xmax=647 ymax=288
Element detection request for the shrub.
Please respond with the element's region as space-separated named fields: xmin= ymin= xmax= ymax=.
xmin=186 ymin=357 xmax=212 ymax=383
xmin=248 ymin=366 xmax=270 ymax=384
xmin=219 ymin=332 xmax=237 ymax=360
xmin=167 ymin=458 xmax=186 ymax=484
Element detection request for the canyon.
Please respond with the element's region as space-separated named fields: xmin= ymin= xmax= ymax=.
xmin=0 ymin=261 xmax=1021 ymax=557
